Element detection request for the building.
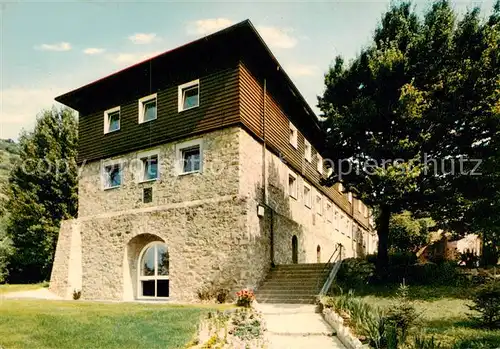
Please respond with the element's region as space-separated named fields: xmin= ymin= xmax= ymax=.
xmin=49 ymin=20 xmax=377 ymax=302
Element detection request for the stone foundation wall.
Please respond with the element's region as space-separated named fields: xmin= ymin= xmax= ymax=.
xmin=49 ymin=220 xmax=81 ymax=299
xmin=76 ymin=195 xmax=270 ymax=301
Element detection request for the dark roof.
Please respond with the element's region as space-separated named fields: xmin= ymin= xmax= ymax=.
xmin=55 ymin=19 xmax=322 ymax=135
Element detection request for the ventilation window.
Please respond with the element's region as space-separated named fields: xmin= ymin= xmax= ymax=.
xmin=143 ymin=187 xmax=153 ymax=203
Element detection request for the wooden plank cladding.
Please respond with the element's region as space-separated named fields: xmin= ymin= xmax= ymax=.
xmin=238 ymin=62 xmax=370 ymax=226
xmin=77 ymin=66 xmax=240 ymax=163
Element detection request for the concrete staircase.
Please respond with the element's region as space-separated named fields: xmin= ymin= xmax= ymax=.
xmin=256 ymin=263 xmax=331 ymax=304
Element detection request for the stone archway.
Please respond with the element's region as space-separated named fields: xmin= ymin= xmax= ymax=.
xmin=123 ymin=233 xmax=165 ymax=301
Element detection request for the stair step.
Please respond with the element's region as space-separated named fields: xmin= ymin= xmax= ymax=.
xmin=257 ymin=296 xmax=317 ymax=304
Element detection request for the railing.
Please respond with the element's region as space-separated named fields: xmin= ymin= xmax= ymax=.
xmin=318 ymin=243 xmax=343 ymax=296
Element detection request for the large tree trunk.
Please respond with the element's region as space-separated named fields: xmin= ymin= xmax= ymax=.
xmin=377 ymin=205 xmax=391 ymax=273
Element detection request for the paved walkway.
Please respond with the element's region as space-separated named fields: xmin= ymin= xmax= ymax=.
xmin=255 ymin=303 xmax=347 ymax=349
xmin=1 ymin=288 xmax=62 ymax=300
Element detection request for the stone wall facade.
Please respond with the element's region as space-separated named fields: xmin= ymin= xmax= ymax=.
xmin=50 ymin=126 xmax=376 ymax=302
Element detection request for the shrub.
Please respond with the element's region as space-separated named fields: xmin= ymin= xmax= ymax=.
xmin=216 ymin=288 xmax=229 ymax=304
xmin=385 ymin=282 xmax=419 ymax=343
xmin=72 ymin=289 xmax=81 ymax=300
xmin=468 ymin=281 xmax=500 ymax=328
xmin=236 ymin=289 xmax=255 ymax=307
xmin=337 ymin=258 xmax=375 ymax=289
xmin=412 ymin=335 xmax=442 ymax=349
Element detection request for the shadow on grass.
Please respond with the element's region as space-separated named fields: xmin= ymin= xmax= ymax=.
xmin=453 ymin=333 xmax=500 ymax=349
xmin=335 ymin=282 xmax=471 ymax=301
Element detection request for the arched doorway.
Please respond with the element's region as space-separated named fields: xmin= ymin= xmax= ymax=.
xmin=292 ymin=235 xmax=298 ymax=264
xmin=317 ymin=245 xmax=321 ymax=263
xmin=137 ymin=241 xmax=169 ymax=299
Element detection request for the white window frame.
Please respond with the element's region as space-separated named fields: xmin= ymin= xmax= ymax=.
xmin=104 ymin=106 xmax=120 ymax=134
xmin=137 ymin=149 xmax=160 ymax=183
xmin=175 ymin=138 xmax=203 ymax=175
xmin=178 ymin=79 xmax=200 ymax=112
xmin=138 ymin=93 xmax=157 ymax=124
xmin=315 ymin=193 xmax=323 ymax=216
xmin=304 ymin=139 xmax=312 ymax=162
xmin=334 ymin=209 xmax=340 ymax=231
xmin=101 ymin=158 xmax=123 ymax=190
xmin=340 ymin=214 xmax=345 ymax=235
xmin=317 ymin=153 xmax=323 ymax=174
xmin=289 ymin=122 xmax=298 ymax=149
xmin=288 ymin=171 xmax=298 ymax=199
xmin=303 ymin=182 xmax=312 ymax=208
xmin=137 ymin=241 xmax=169 ymax=300
xmin=348 ymin=192 xmax=353 ymax=203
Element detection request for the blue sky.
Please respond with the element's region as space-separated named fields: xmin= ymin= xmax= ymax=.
xmin=0 ymin=0 xmax=495 ymax=140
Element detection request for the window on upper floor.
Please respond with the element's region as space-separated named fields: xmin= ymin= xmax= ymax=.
xmin=176 ymin=139 xmax=203 ymax=175
xmin=334 ymin=209 xmax=339 ymax=231
xmin=288 ymin=172 xmax=297 ymax=199
xmin=289 ymin=122 xmax=298 ymax=149
xmin=315 ymin=194 xmax=323 ymax=215
xmin=326 ymin=202 xmax=332 ymax=222
xmin=139 ymin=93 xmax=157 ymax=123
xmin=304 ymin=139 xmax=312 ymax=162
xmin=104 ymin=106 xmax=120 ymax=134
xmin=303 ymin=183 xmax=311 ymax=208
xmin=178 ymin=80 xmax=200 ymax=112
xmin=102 ymin=162 xmax=122 ymax=189
xmin=338 ymin=182 xmax=344 ymax=193
xmin=137 ymin=150 xmax=159 ymax=182
xmin=348 ymin=192 xmax=353 ymax=203
xmin=317 ymin=153 xmax=323 ymax=174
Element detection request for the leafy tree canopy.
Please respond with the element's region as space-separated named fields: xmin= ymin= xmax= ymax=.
xmin=318 ymin=0 xmax=500 ymax=267
xmin=5 ymin=107 xmax=78 ymax=283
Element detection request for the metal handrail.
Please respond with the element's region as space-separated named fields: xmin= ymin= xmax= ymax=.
xmin=318 ymin=243 xmax=344 ymax=296
xmin=316 ymin=243 xmax=342 ymax=291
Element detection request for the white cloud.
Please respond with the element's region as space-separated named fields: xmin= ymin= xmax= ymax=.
xmin=35 ymin=42 xmax=72 ymax=52
xmin=187 ymin=18 xmax=234 ymax=36
xmin=107 ymin=51 xmax=163 ymax=66
xmin=286 ymin=63 xmax=320 ymax=77
xmin=1 ymin=87 xmax=67 ymax=139
xmin=257 ymin=26 xmax=298 ymax=49
xmin=83 ymin=47 xmax=105 ymax=55
xmin=128 ymin=33 xmax=158 ymax=44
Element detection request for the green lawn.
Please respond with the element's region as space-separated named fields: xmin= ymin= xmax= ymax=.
xmin=360 ymin=286 xmax=500 ymax=348
xmin=0 ymin=299 xmax=227 ymax=349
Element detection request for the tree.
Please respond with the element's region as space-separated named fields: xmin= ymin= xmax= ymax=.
xmin=5 ymin=107 xmax=78 ymax=282
xmin=389 ymin=211 xmax=434 ymax=253
xmin=318 ymin=0 xmax=500 ymax=270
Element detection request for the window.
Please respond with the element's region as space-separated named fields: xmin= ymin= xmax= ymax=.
xmin=340 ymin=215 xmax=345 ymax=235
xmin=138 ymin=242 xmax=169 ymax=299
xmin=358 ymin=200 xmax=363 ymax=212
xmin=338 ymin=182 xmax=344 ymax=193
xmin=303 ymin=183 xmax=312 ymax=208
xmin=288 ymin=172 xmax=297 ymax=199
xmin=138 ymin=93 xmax=157 ymax=123
xmin=304 ymin=140 xmax=312 ymax=162
xmin=315 ymin=194 xmax=323 ymax=215
xmin=317 ymin=153 xmax=323 ymax=174
xmin=348 ymin=192 xmax=353 ymax=203
xmin=102 ymin=163 xmax=122 ymax=189
xmin=289 ymin=122 xmax=298 ymax=148
xmin=104 ymin=106 xmax=120 ymax=133
xmin=334 ymin=209 xmax=339 ymax=231
xmin=141 ymin=155 xmax=158 ymax=182
xmin=326 ymin=202 xmax=332 ymax=222
xmin=176 ymin=139 xmax=203 ymax=175
xmin=178 ymin=80 xmax=200 ymax=112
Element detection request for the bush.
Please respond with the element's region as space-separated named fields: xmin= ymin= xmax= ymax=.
xmin=72 ymin=289 xmax=81 ymax=300
xmin=412 ymin=335 xmax=442 ymax=349
xmin=385 ymin=283 xmax=419 ymax=343
xmin=468 ymin=281 xmax=500 ymax=328
xmin=337 ymin=258 xmax=375 ymax=289
xmin=235 ymin=289 xmax=255 ymax=307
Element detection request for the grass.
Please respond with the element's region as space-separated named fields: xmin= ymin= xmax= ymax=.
xmin=0 ymin=299 xmax=230 ymax=349
xmin=355 ymin=284 xmax=500 ymax=348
